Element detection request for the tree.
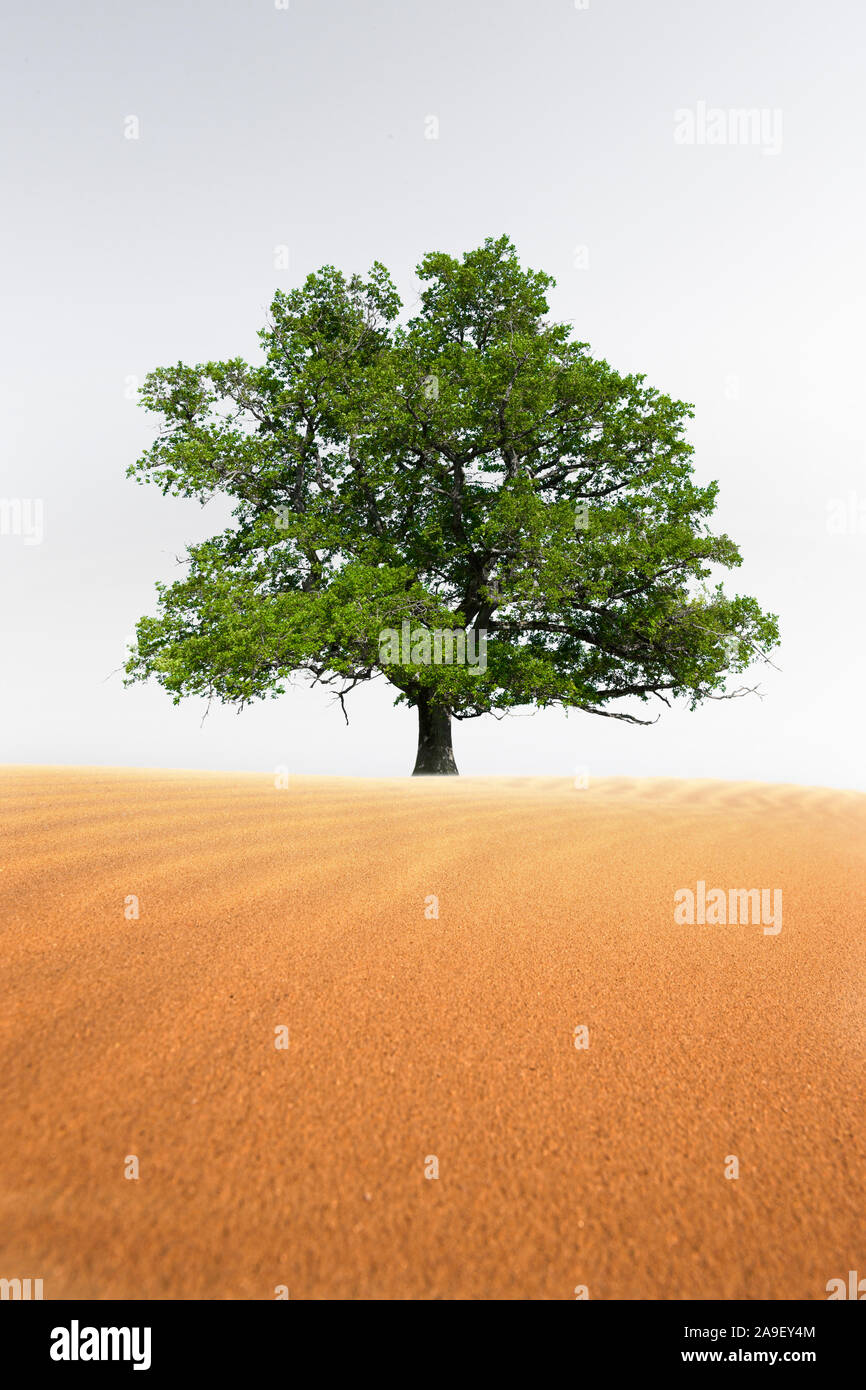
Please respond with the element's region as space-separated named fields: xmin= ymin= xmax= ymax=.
xmin=126 ymin=236 xmax=779 ymax=774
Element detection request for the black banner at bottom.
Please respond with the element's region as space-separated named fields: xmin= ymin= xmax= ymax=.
xmin=1 ymin=1298 xmax=859 ymax=1377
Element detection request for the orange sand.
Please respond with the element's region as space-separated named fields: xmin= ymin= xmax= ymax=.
xmin=1 ymin=768 xmax=864 ymax=1300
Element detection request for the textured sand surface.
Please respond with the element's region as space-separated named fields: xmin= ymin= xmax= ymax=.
xmin=1 ymin=768 xmax=864 ymax=1301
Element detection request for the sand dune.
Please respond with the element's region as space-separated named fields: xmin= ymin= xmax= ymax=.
xmin=1 ymin=767 xmax=864 ymax=1300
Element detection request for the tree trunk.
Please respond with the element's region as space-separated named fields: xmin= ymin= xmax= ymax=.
xmin=412 ymin=698 xmax=458 ymax=775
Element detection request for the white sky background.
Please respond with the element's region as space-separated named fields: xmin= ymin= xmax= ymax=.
xmin=1 ymin=0 xmax=863 ymax=786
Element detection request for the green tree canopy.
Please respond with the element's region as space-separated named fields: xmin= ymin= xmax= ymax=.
xmin=126 ymin=236 xmax=779 ymax=773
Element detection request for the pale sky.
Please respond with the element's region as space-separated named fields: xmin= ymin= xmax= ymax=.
xmin=1 ymin=0 xmax=863 ymax=786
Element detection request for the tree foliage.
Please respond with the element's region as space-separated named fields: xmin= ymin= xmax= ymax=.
xmin=126 ymin=236 xmax=779 ymax=769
